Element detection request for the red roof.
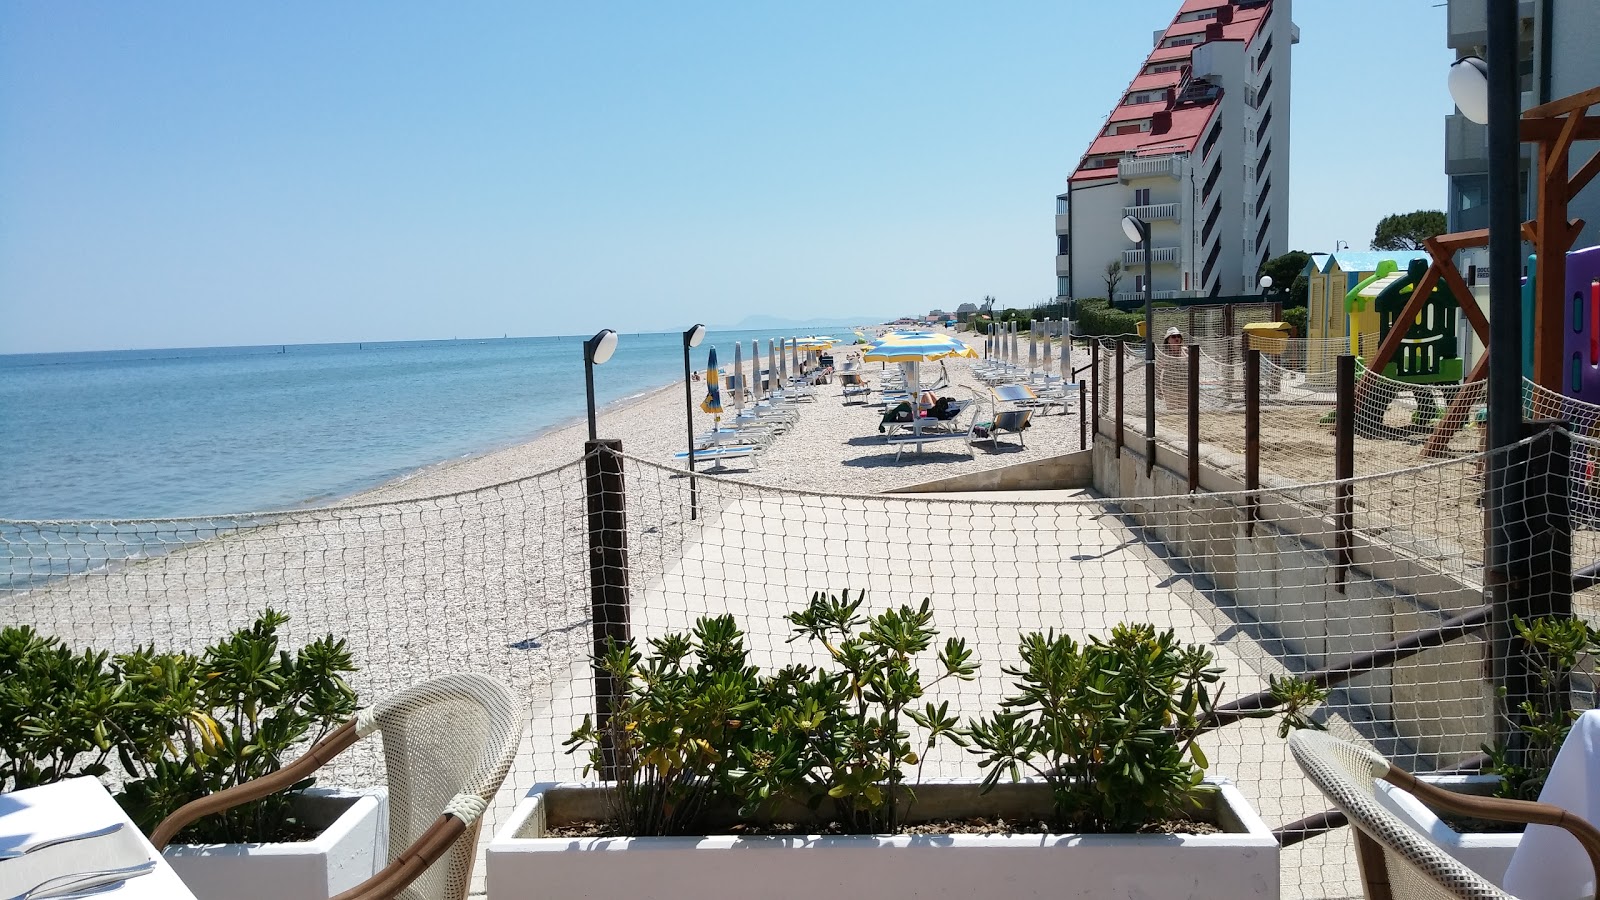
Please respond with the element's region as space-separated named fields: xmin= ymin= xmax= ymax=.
xmin=1069 ymin=0 xmax=1274 ymax=182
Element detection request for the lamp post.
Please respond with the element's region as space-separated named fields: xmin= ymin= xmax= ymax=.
xmin=1121 ymin=214 xmax=1155 ymax=472
xmin=682 ymin=324 xmax=706 ymax=518
xmin=583 ymin=329 xmax=619 ymax=442
xmin=1447 ymin=25 xmax=1523 ymax=755
xmin=1259 ymin=274 xmax=1273 ymax=296
xmin=1335 ymin=240 xmax=1350 ymax=253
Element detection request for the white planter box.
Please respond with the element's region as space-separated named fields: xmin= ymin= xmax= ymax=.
xmin=1375 ymin=775 xmax=1519 ymax=885
xmin=487 ymin=778 xmax=1278 ymax=900
xmin=163 ymin=787 xmax=388 ymax=900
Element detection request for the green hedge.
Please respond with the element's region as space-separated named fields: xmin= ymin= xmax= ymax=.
xmin=1282 ymin=306 xmax=1307 ymax=337
xmin=1073 ymin=298 xmax=1142 ymax=337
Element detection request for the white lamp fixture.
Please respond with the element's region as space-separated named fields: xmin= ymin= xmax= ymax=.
xmin=588 ymin=329 xmax=619 ymax=365
xmin=1120 ymin=215 xmax=1146 ymax=244
xmin=1448 ymin=56 xmax=1490 ymax=125
xmin=685 ymin=324 xmax=707 ymax=348
xmin=1259 ymin=275 xmax=1273 ymax=291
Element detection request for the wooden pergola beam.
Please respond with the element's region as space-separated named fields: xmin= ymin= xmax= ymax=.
xmin=1422 ymin=354 xmax=1490 ymax=459
xmin=1570 ymin=149 xmax=1600 ymax=202
xmin=1426 ymin=236 xmax=1490 ymax=343
xmin=1521 ymin=119 xmax=1600 ymax=142
xmin=1523 ymin=84 xmax=1600 ymax=120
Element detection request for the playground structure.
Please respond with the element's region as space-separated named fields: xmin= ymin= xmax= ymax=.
xmin=1304 ymin=252 xmax=1428 ymax=375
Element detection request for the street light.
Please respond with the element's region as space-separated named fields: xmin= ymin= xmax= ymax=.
xmin=1259 ymin=275 xmax=1273 ymax=295
xmin=1121 ymin=213 xmax=1155 ymax=472
xmin=583 ymin=329 xmax=619 ymax=442
xmin=1447 ymin=55 xmax=1490 ymax=125
xmin=1335 ymin=240 xmax=1350 ymax=252
xmin=681 ymin=324 xmax=706 ymax=518
xmin=1446 ymin=30 xmax=1522 ymax=754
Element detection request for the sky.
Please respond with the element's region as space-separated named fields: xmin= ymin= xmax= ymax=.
xmin=0 ymin=1 xmax=1453 ymax=354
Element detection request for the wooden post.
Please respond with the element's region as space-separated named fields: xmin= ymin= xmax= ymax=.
xmin=1115 ymin=341 xmax=1125 ymax=457
xmin=585 ymin=438 xmax=631 ymax=780
xmin=1492 ymin=422 xmax=1575 ymax=764
xmin=1271 ymin=300 xmax=1283 ymax=322
xmin=1091 ymin=341 xmax=1101 ymax=436
xmin=1187 ymin=343 xmax=1200 ymax=492
xmin=1245 ymin=348 xmax=1261 ymax=534
xmin=1078 ymin=379 xmax=1088 ymax=451
xmin=1334 ymin=356 xmax=1355 ymax=593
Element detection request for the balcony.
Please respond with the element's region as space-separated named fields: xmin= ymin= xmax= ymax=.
xmin=1445 ymin=113 xmax=1487 ymax=176
xmin=1118 ymin=155 xmax=1183 ymax=182
xmin=1114 ymin=289 xmax=1185 ymax=304
xmin=1055 ymin=213 xmax=1070 ymax=234
xmin=1123 ymin=246 xmax=1180 ymax=266
xmin=1056 ymin=254 xmax=1071 ymax=276
xmin=1122 ymin=202 xmax=1178 ymax=221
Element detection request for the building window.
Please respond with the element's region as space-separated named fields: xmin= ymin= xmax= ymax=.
xmin=1145 ymin=62 xmax=1182 ymax=75
xmin=1057 ymin=234 xmax=1070 ymax=255
xmin=1162 ymin=34 xmax=1201 ymax=49
xmin=1134 ymin=275 xmax=1145 ymax=293
xmin=1057 ymin=276 xmax=1071 ymax=297
xmin=1056 ymin=195 xmax=1070 ymax=215
xmin=1134 ymin=188 xmax=1150 ymax=206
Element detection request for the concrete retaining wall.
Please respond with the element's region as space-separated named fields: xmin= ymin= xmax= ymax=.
xmin=887 ymin=449 xmax=1094 ymax=494
xmin=1091 ymin=424 xmax=1491 ymax=763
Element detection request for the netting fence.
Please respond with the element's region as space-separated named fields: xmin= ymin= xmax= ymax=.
xmin=3 ymin=372 xmax=1597 ymax=898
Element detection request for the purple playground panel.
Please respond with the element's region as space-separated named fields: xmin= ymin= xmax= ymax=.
xmin=1564 ymin=245 xmax=1600 ymax=405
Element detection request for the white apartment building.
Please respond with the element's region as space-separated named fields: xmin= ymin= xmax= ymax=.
xmin=1056 ymin=0 xmax=1296 ymax=307
xmin=1445 ymin=0 xmax=1600 ymax=269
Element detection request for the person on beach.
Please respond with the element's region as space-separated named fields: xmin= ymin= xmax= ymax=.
xmin=1159 ymin=327 xmax=1186 ymax=409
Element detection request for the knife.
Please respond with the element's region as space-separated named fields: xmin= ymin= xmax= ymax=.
xmin=0 ymin=826 xmax=126 ymax=861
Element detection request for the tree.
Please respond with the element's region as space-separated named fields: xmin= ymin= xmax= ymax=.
xmin=1256 ymin=250 xmax=1311 ymax=308
xmin=1370 ymin=210 xmax=1447 ymax=250
xmin=1103 ymin=260 xmax=1124 ymax=301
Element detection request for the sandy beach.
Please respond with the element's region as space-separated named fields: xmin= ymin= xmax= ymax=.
xmin=354 ymin=329 xmax=1093 ymax=504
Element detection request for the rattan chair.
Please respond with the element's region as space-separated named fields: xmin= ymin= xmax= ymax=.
xmin=1288 ymin=729 xmax=1600 ymax=900
xmin=152 ymin=673 xmax=525 ymax=900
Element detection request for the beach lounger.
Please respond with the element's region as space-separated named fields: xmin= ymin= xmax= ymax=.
xmin=971 ymin=408 xmax=1033 ymax=448
xmin=674 ymin=444 xmax=761 ymax=471
xmin=839 ymin=372 xmax=871 ymax=404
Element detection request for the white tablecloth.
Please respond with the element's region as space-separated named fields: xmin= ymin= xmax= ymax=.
xmin=1503 ymin=709 xmax=1600 ymax=900
xmin=0 ymin=777 xmax=197 ymax=899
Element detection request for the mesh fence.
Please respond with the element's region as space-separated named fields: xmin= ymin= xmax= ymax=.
xmin=3 ymin=404 xmax=1596 ymax=898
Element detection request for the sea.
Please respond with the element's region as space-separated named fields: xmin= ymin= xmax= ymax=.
xmin=0 ymin=328 xmax=862 ymax=522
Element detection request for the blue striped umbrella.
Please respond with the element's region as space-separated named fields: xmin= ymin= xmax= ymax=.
xmin=699 ymin=346 xmax=722 ymax=421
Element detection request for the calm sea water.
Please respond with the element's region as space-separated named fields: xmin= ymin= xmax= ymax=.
xmin=0 ymin=329 xmax=856 ymax=521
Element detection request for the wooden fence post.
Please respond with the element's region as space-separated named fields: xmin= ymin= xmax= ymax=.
xmin=1245 ymin=348 xmax=1261 ymax=535
xmin=585 ymin=439 xmax=631 ymax=780
xmin=1187 ymin=343 xmax=1200 ymax=492
xmin=1115 ymin=341 xmax=1125 ymax=457
xmin=1334 ymin=356 xmax=1355 ymax=592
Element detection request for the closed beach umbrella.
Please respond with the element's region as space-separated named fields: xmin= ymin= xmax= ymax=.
xmin=1029 ymin=322 xmax=1038 ymax=372
xmin=768 ymin=339 xmax=778 ymax=395
xmin=733 ymin=341 xmax=745 ymax=416
xmin=750 ymin=340 xmax=762 ymax=401
xmin=700 ymin=346 xmax=723 ymax=427
xmin=778 ymin=337 xmax=788 ymax=385
xmin=1042 ymin=320 xmax=1052 ymax=370
xmin=791 ymin=337 xmax=801 ymax=378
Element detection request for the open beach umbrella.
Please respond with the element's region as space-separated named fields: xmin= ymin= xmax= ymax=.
xmin=699 ymin=347 xmax=722 ymax=427
xmin=862 ymin=333 xmax=977 ymax=454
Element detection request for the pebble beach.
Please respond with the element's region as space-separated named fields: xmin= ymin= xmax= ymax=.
xmin=355 ymin=329 xmax=1092 ymax=504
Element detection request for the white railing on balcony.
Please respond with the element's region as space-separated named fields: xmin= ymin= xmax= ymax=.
xmin=1122 ymin=246 xmax=1181 ymax=266
xmin=1122 ymin=203 xmax=1178 ymax=221
xmin=1118 ymin=155 xmax=1182 ymax=181
xmin=1113 ymin=289 xmax=1185 ymax=304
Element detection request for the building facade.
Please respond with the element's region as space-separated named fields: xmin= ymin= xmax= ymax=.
xmin=1445 ymin=0 xmax=1600 ymax=264
xmin=1056 ymin=0 xmax=1296 ymax=308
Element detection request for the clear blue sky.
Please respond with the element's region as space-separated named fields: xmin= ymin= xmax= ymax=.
xmin=0 ymin=1 xmax=1451 ymax=354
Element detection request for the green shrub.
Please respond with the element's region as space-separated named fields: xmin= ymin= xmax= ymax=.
xmin=0 ymin=611 xmax=359 ymax=843
xmin=1282 ymin=306 xmax=1308 ymax=336
xmin=1074 ymin=298 xmax=1142 ymax=337
xmin=0 ymin=627 xmax=123 ymax=791
xmin=1483 ymin=615 xmax=1599 ymax=800
xmin=567 ymin=591 xmax=976 ymax=835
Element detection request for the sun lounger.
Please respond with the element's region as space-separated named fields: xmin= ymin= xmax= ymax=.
xmin=674 ymin=444 xmax=761 ymax=471
xmin=971 ymin=408 xmax=1033 ymax=448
